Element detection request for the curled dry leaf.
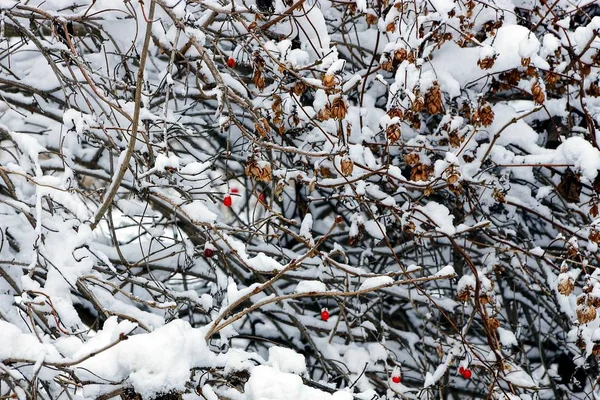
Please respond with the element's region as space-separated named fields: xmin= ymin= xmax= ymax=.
xmin=255 ymin=118 xmax=270 ymax=138
xmin=245 ymin=159 xmax=272 ymax=183
xmin=477 ymin=56 xmax=496 ymax=70
xmin=410 ymin=163 xmax=433 ymax=181
xmin=293 ymin=81 xmax=307 ymax=96
xmin=405 ymin=153 xmax=420 ymax=166
xmin=557 ymin=275 xmax=575 ymax=296
xmin=380 ymin=57 xmax=393 ymax=71
xmin=340 ymin=157 xmax=354 ymax=176
xmin=366 ymin=13 xmax=378 ymax=25
xmin=411 ymin=95 xmax=425 ymax=112
xmin=322 ymin=74 xmax=336 ymax=89
xmin=317 ymin=104 xmax=332 ymax=121
xmin=446 ymin=171 xmax=460 ymax=185
xmin=531 ymin=81 xmax=545 ymax=104
xmin=557 ymin=169 xmax=582 ymax=203
xmin=386 ymin=124 xmax=402 ymax=144
xmin=253 ymin=69 xmax=265 ymax=91
xmin=577 ymin=304 xmax=597 ymax=324
xmin=387 ymin=107 xmax=403 ymax=119
xmin=424 ymin=83 xmax=443 ymax=115
xmin=394 ymin=48 xmax=408 ymax=63
xmin=472 ymin=104 xmax=495 ymax=127
xmin=331 ymin=97 xmax=348 ymax=120
xmin=488 ymin=317 xmax=500 ymax=330
xmin=589 ymin=229 xmax=600 ymax=244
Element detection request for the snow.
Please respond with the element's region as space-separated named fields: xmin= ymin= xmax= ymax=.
xmin=180 ymin=199 xmax=218 ymax=224
xmin=429 ymin=0 xmax=455 ymax=15
xmin=0 ymin=320 xmax=61 ymax=362
xmin=326 ymin=59 xmax=346 ymax=75
xmin=223 ymin=349 xmax=264 ymax=375
xmin=359 ymin=276 xmax=394 ymax=291
xmin=479 ymin=45 xmax=496 ymax=60
xmin=417 ymin=202 xmax=456 ymax=235
xmin=0 ymin=317 xmax=219 ymax=400
xmin=2 ymin=1 xmax=599 ymax=399
xmin=367 ymin=343 xmax=387 ymax=361
xmin=431 ymin=25 xmax=549 ymax=90
xmin=295 ymin=280 xmax=327 ymax=294
xmin=77 ymin=319 xmax=212 ymax=399
xmin=498 ymin=328 xmax=518 ymax=347
xmin=518 ymin=34 xmax=540 ymax=59
xmin=154 ymin=153 xmax=180 ymax=172
xmin=300 ymin=213 xmax=314 ymax=242
xmin=268 ymin=346 xmax=307 ymax=375
xmin=246 ymin=365 xmax=337 ymax=400
xmin=554 ymin=136 xmax=600 ymax=182
xmin=364 ymin=219 xmax=386 ymax=240
xmin=9 ymin=130 xmax=46 ymax=166
xmin=434 ymin=265 xmax=455 ymax=277
xmin=63 ymin=109 xmax=93 ymax=135
xmin=246 ymin=252 xmax=285 ymax=272
xmin=457 ymin=274 xmax=476 ymax=292
xmin=180 ymin=161 xmax=210 ymax=175
xmin=88 ymin=285 xmax=166 ymax=330
xmin=221 ymin=73 xmax=248 ymax=97
xmin=503 ymin=366 xmax=538 ymax=389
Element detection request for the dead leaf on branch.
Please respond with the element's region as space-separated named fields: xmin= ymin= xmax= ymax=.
xmin=556 ymin=169 xmax=582 ymax=203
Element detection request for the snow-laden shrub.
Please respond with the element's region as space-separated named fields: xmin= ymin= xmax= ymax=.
xmin=1 ymin=0 xmax=600 ymax=399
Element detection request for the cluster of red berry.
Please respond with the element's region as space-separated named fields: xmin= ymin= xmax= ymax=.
xmin=223 ymin=188 xmax=266 ymax=207
xmin=222 ymin=187 xmax=238 ymax=208
xmin=387 ymin=366 xmax=471 ymax=388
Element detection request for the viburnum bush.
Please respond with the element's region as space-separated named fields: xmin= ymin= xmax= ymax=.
xmin=2 ymin=0 xmax=600 ymax=398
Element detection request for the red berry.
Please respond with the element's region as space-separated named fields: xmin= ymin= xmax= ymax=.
xmin=391 ymin=376 xmax=401 ymax=384
xmin=227 ymin=57 xmax=236 ymax=68
xmin=230 ymin=187 xmax=239 ymax=194
xmin=223 ymin=195 xmax=232 ymax=207
xmin=461 ymin=368 xmax=472 ymax=379
xmin=203 ymin=248 xmax=215 ymax=258
xmin=458 ymin=366 xmax=464 ymax=374
xmin=259 ymin=192 xmax=266 ymax=204
xmin=320 ymin=309 xmax=330 ymax=321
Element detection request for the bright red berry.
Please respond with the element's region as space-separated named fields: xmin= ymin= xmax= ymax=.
xmin=203 ymin=248 xmax=215 ymax=258
xmin=230 ymin=187 xmax=239 ymax=194
xmin=259 ymin=192 xmax=266 ymax=204
xmin=320 ymin=309 xmax=330 ymax=321
xmin=391 ymin=376 xmax=401 ymax=384
xmin=227 ymin=57 xmax=236 ymax=68
xmin=223 ymin=195 xmax=232 ymax=207
xmin=459 ymin=367 xmax=472 ymax=379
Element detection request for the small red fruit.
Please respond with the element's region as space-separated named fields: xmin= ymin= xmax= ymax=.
xmin=459 ymin=367 xmax=472 ymax=379
xmin=223 ymin=195 xmax=232 ymax=207
xmin=227 ymin=57 xmax=236 ymax=68
xmin=391 ymin=376 xmax=401 ymax=384
xmin=259 ymin=192 xmax=266 ymax=204
xmin=320 ymin=308 xmax=330 ymax=321
xmin=230 ymin=187 xmax=239 ymax=194
xmin=203 ymin=248 xmax=215 ymax=258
